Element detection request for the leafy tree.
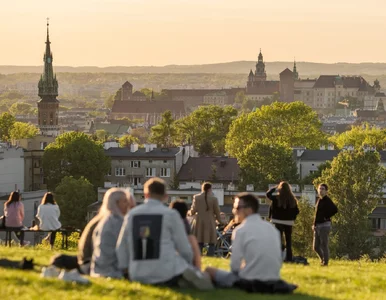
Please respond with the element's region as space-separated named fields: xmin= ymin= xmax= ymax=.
xmin=54 ymin=176 xmax=96 ymax=228
xmin=9 ymin=102 xmax=34 ymax=115
xmin=95 ymin=129 xmax=108 ymax=142
xmin=149 ymin=110 xmax=176 ymax=147
xmin=176 ymin=105 xmax=237 ymax=155
xmin=234 ymin=91 xmax=246 ymax=104
xmin=169 ymin=173 xmax=180 ymax=190
xmin=226 ymin=101 xmax=327 ymax=159
xmin=0 ymin=112 xmax=16 ymax=141
xmin=104 ymin=94 xmax=115 ymax=109
xmin=292 ymin=197 xmax=315 ymax=257
xmin=42 ymin=132 xmax=111 ymax=190
xmin=130 ymin=127 xmax=150 ymax=144
xmin=118 ymin=134 xmax=140 ymax=147
xmin=9 ymin=122 xmax=39 ymax=140
xmin=329 ymin=123 xmax=386 ymax=151
xmin=114 ymin=88 xmax=122 ymax=101
xmin=237 ymin=140 xmax=299 ymax=190
xmin=314 ymin=149 xmax=386 ymax=259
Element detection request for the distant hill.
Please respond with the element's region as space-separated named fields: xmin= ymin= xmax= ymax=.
xmin=1 ymin=61 xmax=386 ymax=76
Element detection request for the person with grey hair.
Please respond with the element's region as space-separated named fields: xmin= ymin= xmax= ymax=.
xmin=90 ymin=188 xmax=136 ymax=278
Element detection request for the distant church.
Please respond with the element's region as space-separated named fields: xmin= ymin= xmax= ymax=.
xmin=246 ymin=49 xmax=297 ymax=103
xmin=37 ymin=20 xmax=60 ymax=136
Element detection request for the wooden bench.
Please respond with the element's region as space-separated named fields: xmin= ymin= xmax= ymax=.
xmin=0 ymin=228 xmax=80 ymax=249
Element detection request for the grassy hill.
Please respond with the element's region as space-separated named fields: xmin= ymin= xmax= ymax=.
xmin=1 ymin=246 xmax=385 ymax=300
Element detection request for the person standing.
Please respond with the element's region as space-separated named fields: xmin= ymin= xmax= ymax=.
xmin=189 ymin=182 xmax=222 ymax=256
xmin=266 ymin=182 xmax=299 ymax=262
xmin=36 ymin=192 xmax=62 ymax=249
xmin=313 ymin=183 xmax=338 ymax=266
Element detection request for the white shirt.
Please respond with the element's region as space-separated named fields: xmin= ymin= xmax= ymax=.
xmin=36 ymin=204 xmax=61 ymax=230
xmin=231 ymin=214 xmax=282 ymax=281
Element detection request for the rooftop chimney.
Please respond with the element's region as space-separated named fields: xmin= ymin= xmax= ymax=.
xmin=130 ymin=143 xmax=138 ymax=153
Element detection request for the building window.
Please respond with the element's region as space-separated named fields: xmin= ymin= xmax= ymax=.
xmin=160 ymin=168 xmax=171 ymax=177
xmin=115 ymin=167 xmax=126 ymax=176
xmin=146 ymin=168 xmax=156 ymax=177
xmin=131 ymin=161 xmax=141 ymax=168
xmin=130 ymin=177 xmax=141 ymax=185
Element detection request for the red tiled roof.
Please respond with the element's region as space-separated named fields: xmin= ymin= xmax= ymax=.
xmin=111 ymin=100 xmax=185 ymax=114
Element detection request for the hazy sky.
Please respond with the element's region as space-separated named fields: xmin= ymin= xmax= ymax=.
xmin=1 ymin=0 xmax=386 ymax=66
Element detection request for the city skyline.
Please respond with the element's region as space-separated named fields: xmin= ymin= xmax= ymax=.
xmin=1 ymin=0 xmax=386 ymax=67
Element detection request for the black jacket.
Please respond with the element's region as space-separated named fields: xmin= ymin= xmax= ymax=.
xmin=313 ymin=195 xmax=338 ymax=225
xmin=267 ymin=188 xmax=299 ymax=221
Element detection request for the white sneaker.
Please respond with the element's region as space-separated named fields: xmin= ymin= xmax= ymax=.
xmin=59 ymin=269 xmax=90 ymax=284
xmin=41 ymin=266 xmax=61 ymax=278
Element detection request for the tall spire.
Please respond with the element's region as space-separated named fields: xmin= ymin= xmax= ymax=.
xmin=293 ymin=58 xmax=299 ymax=80
xmin=258 ymin=48 xmax=263 ymax=62
xmin=38 ymin=18 xmax=58 ymax=100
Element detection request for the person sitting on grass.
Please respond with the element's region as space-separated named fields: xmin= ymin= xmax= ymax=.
xmin=90 ymin=188 xmax=136 ymax=278
xmin=116 ymin=177 xmax=213 ymax=290
xmin=170 ymin=199 xmax=201 ymax=270
xmin=205 ymin=193 xmax=297 ymax=294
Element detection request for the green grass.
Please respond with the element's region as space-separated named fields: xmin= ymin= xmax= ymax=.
xmin=0 ymin=247 xmax=385 ymax=300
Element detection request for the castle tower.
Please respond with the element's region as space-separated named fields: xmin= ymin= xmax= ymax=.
xmin=254 ymin=49 xmax=267 ymax=81
xmin=121 ymin=81 xmax=133 ymax=100
xmin=37 ymin=19 xmax=60 ymax=136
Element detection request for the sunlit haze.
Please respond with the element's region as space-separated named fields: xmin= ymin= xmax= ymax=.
xmin=1 ymin=0 xmax=386 ymax=66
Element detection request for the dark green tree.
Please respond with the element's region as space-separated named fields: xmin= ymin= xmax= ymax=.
xmin=149 ymin=110 xmax=177 ymax=147
xmin=42 ymin=132 xmax=111 ymax=190
xmin=54 ymin=176 xmax=96 ymax=228
xmin=226 ymin=101 xmax=327 ymax=159
xmin=0 ymin=112 xmax=16 ymax=141
xmin=237 ymin=140 xmax=299 ymax=190
xmin=176 ymin=105 xmax=237 ymax=155
xmin=292 ymin=197 xmax=315 ymax=257
xmin=314 ymin=149 xmax=386 ymax=259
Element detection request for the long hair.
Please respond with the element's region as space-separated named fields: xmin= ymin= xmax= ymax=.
xmin=5 ymin=191 xmax=20 ymax=207
xmin=41 ymin=192 xmax=56 ymax=205
xmin=277 ymin=181 xmax=297 ymax=209
xmin=99 ymin=188 xmax=136 ymax=217
xmin=202 ymin=182 xmax=212 ymax=211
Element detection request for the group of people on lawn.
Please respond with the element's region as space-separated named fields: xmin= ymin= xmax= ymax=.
xmin=3 ymin=176 xmax=338 ymax=291
xmin=47 ymin=178 xmax=337 ymax=292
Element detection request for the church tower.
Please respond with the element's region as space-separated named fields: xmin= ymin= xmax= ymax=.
xmin=293 ymin=60 xmax=299 ymax=80
xmin=37 ymin=19 xmax=60 ymax=136
xmin=254 ymin=49 xmax=267 ymax=81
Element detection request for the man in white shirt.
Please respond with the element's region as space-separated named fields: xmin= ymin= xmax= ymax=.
xmin=206 ymin=192 xmax=283 ymax=288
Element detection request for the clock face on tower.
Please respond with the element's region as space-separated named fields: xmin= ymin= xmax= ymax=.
xmin=47 ymin=58 xmax=51 ymax=63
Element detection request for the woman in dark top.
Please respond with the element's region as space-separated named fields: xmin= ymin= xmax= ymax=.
xmin=267 ymin=182 xmax=299 ymax=262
